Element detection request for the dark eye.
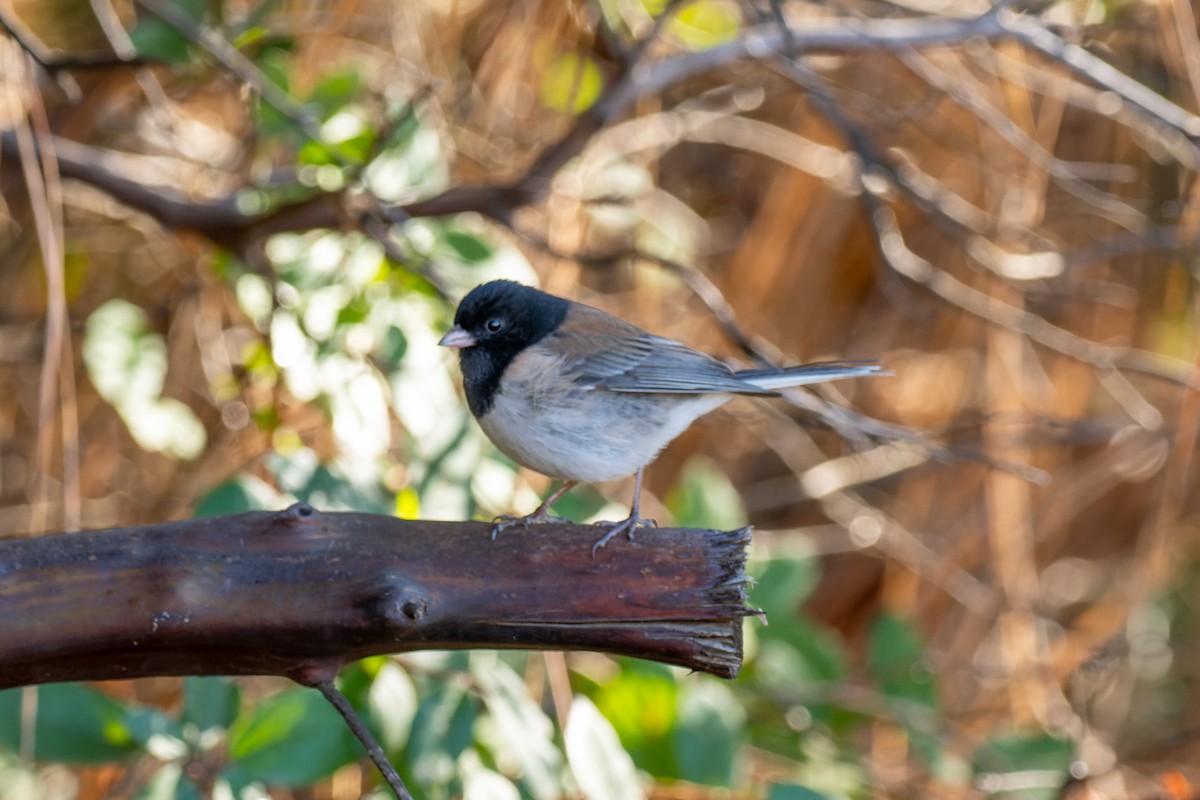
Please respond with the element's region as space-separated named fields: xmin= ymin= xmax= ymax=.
xmin=485 ymin=318 xmax=504 ymax=333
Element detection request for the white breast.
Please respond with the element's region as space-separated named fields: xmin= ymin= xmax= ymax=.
xmin=477 ymin=347 xmax=728 ymax=483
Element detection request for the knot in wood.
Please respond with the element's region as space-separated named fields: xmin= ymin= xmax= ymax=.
xmin=276 ymin=502 xmax=318 ymax=527
xmin=355 ymin=572 xmax=429 ymax=631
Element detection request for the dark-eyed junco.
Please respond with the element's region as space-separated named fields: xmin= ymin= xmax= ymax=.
xmin=439 ymin=280 xmax=882 ymax=553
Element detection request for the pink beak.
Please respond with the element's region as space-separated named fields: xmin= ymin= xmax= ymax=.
xmin=438 ymin=326 xmax=476 ymax=348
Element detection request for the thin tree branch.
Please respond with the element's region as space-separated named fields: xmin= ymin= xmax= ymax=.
xmin=12 ymin=63 xmax=68 ymax=538
xmin=511 ymin=234 xmax=782 ymax=365
xmin=997 ymin=9 xmax=1200 ymax=153
xmin=870 ymin=205 xmax=1200 ymax=388
xmin=756 ymin=39 xmax=1200 ymax=390
xmin=894 ymin=46 xmax=1146 ymax=230
xmin=0 ymin=129 xmax=347 ymax=254
xmin=132 ymin=0 xmax=331 ymax=156
xmin=314 ymin=680 xmax=414 ymax=800
xmin=4 ymin=6 xmax=1194 ymax=391
xmin=3 ymin=6 xmax=1187 ymax=265
xmin=0 ymin=7 xmax=147 ymax=71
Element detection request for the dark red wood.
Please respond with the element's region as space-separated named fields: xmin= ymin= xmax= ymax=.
xmin=0 ymin=504 xmax=752 ymax=688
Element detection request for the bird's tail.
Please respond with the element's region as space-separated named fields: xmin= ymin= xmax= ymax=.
xmin=735 ymin=361 xmax=886 ymax=390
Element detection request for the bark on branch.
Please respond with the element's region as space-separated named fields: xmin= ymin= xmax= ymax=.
xmin=0 ymin=503 xmax=753 ymax=690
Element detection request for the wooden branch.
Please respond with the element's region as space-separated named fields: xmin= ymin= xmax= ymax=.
xmin=0 ymin=9 xmax=1061 ymax=264
xmin=0 ymin=504 xmax=753 ymax=690
xmin=6 ymin=6 xmax=1191 ymax=288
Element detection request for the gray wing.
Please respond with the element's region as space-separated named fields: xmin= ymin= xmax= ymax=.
xmin=592 ymin=336 xmax=776 ymax=395
xmin=550 ymin=303 xmax=774 ymax=395
xmin=570 ymin=335 xmax=775 ymax=396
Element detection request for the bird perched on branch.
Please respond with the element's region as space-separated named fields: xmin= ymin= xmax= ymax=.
xmin=440 ymin=280 xmax=882 ymax=554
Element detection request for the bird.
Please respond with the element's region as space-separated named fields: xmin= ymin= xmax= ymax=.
xmin=439 ymin=279 xmax=883 ymax=554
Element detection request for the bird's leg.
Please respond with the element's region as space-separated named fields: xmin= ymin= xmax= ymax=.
xmin=591 ymin=467 xmax=656 ymax=556
xmin=491 ymin=481 xmax=578 ymax=540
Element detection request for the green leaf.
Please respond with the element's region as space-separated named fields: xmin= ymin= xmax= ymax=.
xmin=443 ymin=230 xmax=494 ymax=264
xmin=761 ymin=622 xmax=848 ymax=684
xmin=136 ymin=763 xmax=201 ymax=800
xmin=335 ymin=660 xmax=379 ymax=711
xmin=193 ymin=476 xmax=282 ymax=517
xmin=592 ymin=661 xmax=678 ymax=777
xmin=182 ymin=677 xmax=240 ymax=733
xmin=307 ymin=70 xmax=364 ymax=120
xmin=546 ymin=484 xmax=610 ymax=525
xmin=406 ymin=681 xmax=478 ymax=789
xmin=767 ymin=785 xmax=836 ymax=800
xmin=867 ymin=613 xmax=939 ymax=763
xmin=300 ymin=464 xmax=391 ymax=513
xmin=867 ymin=613 xmax=936 ymax=708
xmin=129 ymin=19 xmax=190 ymax=63
xmin=82 ymin=299 xmax=206 ymax=459
xmin=252 ymin=47 xmax=297 ymax=141
xmin=368 ymin=662 xmax=418 ymax=753
xmin=538 ymin=52 xmax=604 ymax=114
xmin=380 ymin=324 xmax=408 ymax=366
xmin=231 ymin=25 xmax=271 ymax=51
xmin=297 ymin=140 xmax=343 ymax=167
xmin=472 ymin=654 xmax=562 ymax=799
xmin=565 ymin=697 xmax=643 ymax=800
xmin=751 ymin=557 xmax=822 ymax=619
xmin=665 ymin=456 xmax=747 ymax=530
xmin=335 ymin=295 xmax=371 ymax=328
xmin=668 ymin=0 xmax=740 ymax=50
xmin=672 ymin=679 xmax=743 ymax=787
xmin=750 ymin=557 xmax=846 ymax=685
xmin=228 ymin=689 xmax=359 ymax=786
xmin=123 ymin=707 xmax=187 ymax=760
xmin=129 ymin=0 xmax=206 ymax=63
xmin=973 ymin=733 xmax=1072 ymax=800
xmin=0 ymin=684 xmax=138 ymax=763
xmin=129 ymin=0 xmax=206 ymax=64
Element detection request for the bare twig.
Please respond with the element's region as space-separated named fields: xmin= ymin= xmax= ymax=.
xmin=132 ymin=0 xmax=331 ymax=157
xmin=754 ymin=32 xmax=1200 ymax=390
xmin=870 ymin=205 xmax=1200 ymax=388
xmin=87 ymin=0 xmax=137 ymax=60
xmin=822 ymin=489 xmax=999 ymax=616
xmin=0 ymin=129 xmax=346 ymax=252
xmin=771 ymin=387 xmax=1051 ymax=484
xmin=4 ymin=6 xmax=1194 ymax=401
xmin=0 ymin=6 xmax=146 ymax=71
xmin=895 ymin=47 xmax=1146 ymax=230
xmin=997 ymin=9 xmax=1200 ymax=152
xmin=511 ymin=233 xmax=781 ymax=365
xmin=2 ymin=6 xmax=1187 ymax=281
xmin=357 ymin=208 xmax=450 ymax=300
xmin=12 ymin=59 xmax=68 ymax=537
xmin=314 ymin=680 xmax=414 ymax=800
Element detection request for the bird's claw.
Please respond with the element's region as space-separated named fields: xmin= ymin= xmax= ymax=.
xmin=490 ymin=510 xmax=569 ymax=540
xmin=591 ymin=515 xmax=656 ymax=556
